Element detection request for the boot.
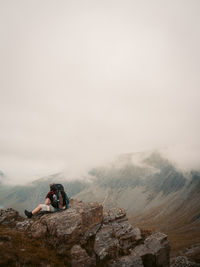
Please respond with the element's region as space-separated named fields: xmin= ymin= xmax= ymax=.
xmin=24 ymin=209 xmax=32 ymax=218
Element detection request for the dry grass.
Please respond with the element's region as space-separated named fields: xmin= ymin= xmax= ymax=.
xmin=129 ymin=199 xmax=200 ymax=263
xmin=0 ymin=225 xmax=68 ymax=266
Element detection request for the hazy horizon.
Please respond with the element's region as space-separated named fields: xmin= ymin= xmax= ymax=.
xmin=0 ymin=0 xmax=200 ymax=184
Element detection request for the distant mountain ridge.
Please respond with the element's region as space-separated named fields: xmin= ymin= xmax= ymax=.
xmin=0 ymin=151 xmax=199 ymax=215
xmin=0 ymin=150 xmax=200 ymax=262
xmin=74 ymin=151 xmax=200 ymax=262
xmin=0 ymin=170 xmax=5 ymax=183
xmin=0 ymin=173 xmax=89 ymax=214
xmin=75 ymin=151 xmax=190 ymax=213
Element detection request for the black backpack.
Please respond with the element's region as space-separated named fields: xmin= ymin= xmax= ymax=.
xmin=50 ymin=183 xmax=68 ymax=209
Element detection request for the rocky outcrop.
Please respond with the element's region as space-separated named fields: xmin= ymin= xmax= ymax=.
xmin=29 ymin=199 xmax=103 ymax=255
xmin=0 ymin=199 xmax=170 ymax=266
xmin=108 ymin=232 xmax=170 ymax=267
xmin=170 ymin=256 xmax=200 ymax=267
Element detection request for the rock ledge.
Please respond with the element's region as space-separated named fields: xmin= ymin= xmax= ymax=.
xmin=0 ymin=199 xmax=170 ymax=266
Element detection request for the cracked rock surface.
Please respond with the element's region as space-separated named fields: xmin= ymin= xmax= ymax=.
xmin=0 ymin=200 xmax=171 ymax=266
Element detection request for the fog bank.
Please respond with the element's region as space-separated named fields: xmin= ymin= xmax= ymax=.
xmin=0 ymin=0 xmax=200 ymax=184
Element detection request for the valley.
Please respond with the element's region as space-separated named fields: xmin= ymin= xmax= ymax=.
xmin=0 ymin=151 xmax=200 ymax=263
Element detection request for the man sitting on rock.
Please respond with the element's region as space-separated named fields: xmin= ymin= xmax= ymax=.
xmin=24 ymin=183 xmax=69 ymax=218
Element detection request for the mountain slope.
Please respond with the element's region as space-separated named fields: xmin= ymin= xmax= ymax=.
xmin=74 ymin=151 xmax=200 ymax=261
xmin=76 ymin=152 xmax=189 ymax=214
xmin=1 ymin=150 xmax=199 ymax=261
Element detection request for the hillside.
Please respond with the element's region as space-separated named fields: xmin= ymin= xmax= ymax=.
xmin=0 ymin=200 xmax=170 ymax=266
xmin=130 ymin=170 xmax=200 ymax=262
xmin=74 ymin=151 xmax=200 ymax=262
xmin=76 ymin=151 xmax=188 ymax=214
xmin=1 ymin=150 xmax=200 ymax=263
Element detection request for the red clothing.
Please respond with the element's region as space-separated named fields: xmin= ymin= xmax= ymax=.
xmin=46 ymin=190 xmax=54 ymax=200
xmin=46 ymin=189 xmax=67 ymax=209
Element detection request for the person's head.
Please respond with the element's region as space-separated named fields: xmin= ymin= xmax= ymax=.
xmin=50 ymin=183 xmax=55 ymax=191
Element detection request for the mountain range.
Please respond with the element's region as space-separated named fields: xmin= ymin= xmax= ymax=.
xmin=0 ymin=150 xmax=199 ymax=263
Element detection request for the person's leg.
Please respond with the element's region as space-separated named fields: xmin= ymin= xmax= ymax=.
xmin=25 ymin=204 xmax=57 ymax=218
xmin=32 ymin=204 xmax=42 ymax=215
xmin=24 ymin=204 xmax=43 ymax=218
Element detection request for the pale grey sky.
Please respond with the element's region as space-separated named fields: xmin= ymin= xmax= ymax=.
xmin=0 ymin=0 xmax=200 ymax=183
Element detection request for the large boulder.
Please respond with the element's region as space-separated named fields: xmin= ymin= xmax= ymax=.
xmin=70 ymin=244 xmax=96 ymax=267
xmin=107 ymin=232 xmax=170 ymax=267
xmin=0 ymin=208 xmax=23 ymax=225
xmin=94 ymin=207 xmax=143 ymax=262
xmin=29 ymin=199 xmax=103 ymax=253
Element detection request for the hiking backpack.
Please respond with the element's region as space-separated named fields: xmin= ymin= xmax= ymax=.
xmin=50 ymin=183 xmax=69 ymax=209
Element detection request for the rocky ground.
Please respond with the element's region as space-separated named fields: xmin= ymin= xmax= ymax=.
xmin=0 ymin=199 xmax=197 ymax=266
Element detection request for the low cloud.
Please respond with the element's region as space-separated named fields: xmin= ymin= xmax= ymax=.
xmin=0 ymin=0 xmax=200 ymax=184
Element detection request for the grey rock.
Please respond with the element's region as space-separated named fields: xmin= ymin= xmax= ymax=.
xmin=94 ymin=207 xmax=142 ymax=260
xmin=103 ymin=207 xmax=126 ymax=224
xmin=170 ymin=256 xmax=200 ymax=267
xmin=94 ymin=224 xmax=120 ymax=260
xmin=107 ymin=232 xmax=170 ymax=267
xmin=131 ymin=232 xmax=170 ymax=267
xmin=16 ymin=220 xmax=31 ymax=230
xmin=132 ymin=227 xmax=142 ymax=241
xmin=108 ymin=255 xmax=143 ymax=267
xmin=71 ymin=245 xmax=96 ymax=267
xmin=0 ymin=208 xmax=22 ymax=225
xmin=112 ymin=221 xmax=142 ymax=254
xmin=29 ymin=199 xmax=103 ymax=253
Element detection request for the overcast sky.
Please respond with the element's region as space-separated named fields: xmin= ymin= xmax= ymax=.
xmin=0 ymin=0 xmax=200 ymax=184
